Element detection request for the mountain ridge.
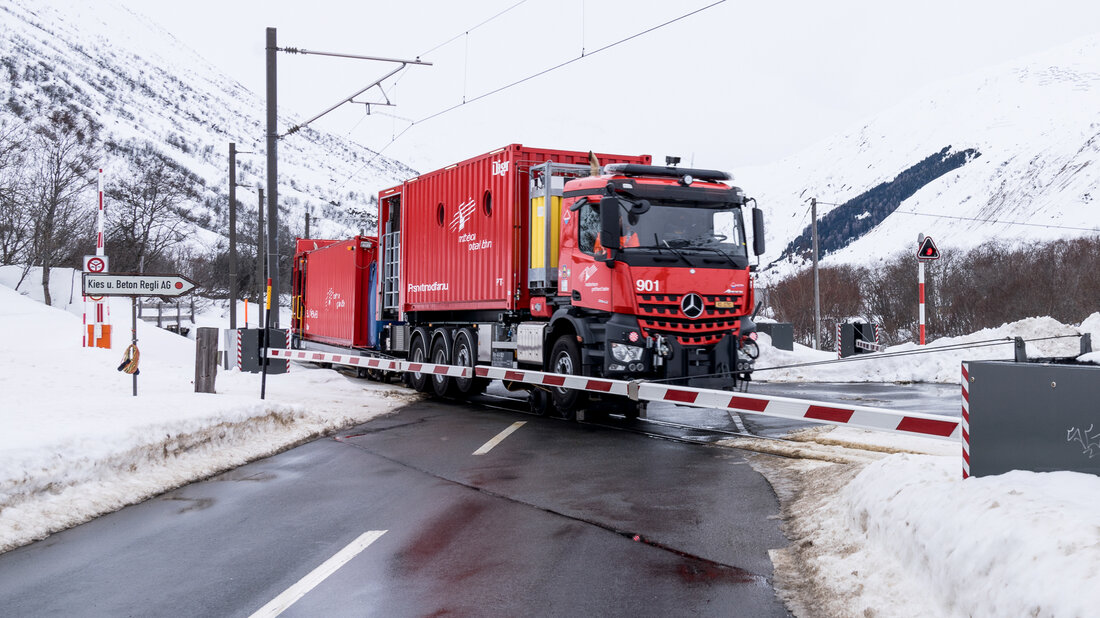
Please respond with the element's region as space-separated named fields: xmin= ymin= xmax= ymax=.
xmin=739 ymin=32 xmax=1100 ymax=279
xmin=0 ymin=0 xmax=416 ymax=249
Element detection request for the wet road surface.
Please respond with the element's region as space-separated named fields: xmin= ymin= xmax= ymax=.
xmin=0 ymin=398 xmax=794 ymax=617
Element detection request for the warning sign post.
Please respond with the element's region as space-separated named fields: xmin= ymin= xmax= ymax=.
xmin=915 ymin=234 xmax=940 ymax=346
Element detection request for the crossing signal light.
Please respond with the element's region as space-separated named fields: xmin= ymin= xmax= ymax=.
xmin=918 ymin=236 xmax=940 ymax=260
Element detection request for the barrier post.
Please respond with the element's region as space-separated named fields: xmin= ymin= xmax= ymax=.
xmin=195 ymin=327 xmax=219 ymax=393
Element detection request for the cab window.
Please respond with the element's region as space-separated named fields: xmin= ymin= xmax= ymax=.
xmin=578 ymin=202 xmax=600 ymax=254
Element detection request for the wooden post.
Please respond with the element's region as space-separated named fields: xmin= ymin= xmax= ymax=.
xmin=195 ymin=327 xmax=219 ymax=393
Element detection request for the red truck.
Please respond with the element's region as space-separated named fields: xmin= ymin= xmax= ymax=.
xmin=294 ymin=144 xmax=764 ymax=416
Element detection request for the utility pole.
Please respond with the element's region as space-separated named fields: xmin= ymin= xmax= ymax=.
xmin=811 ymin=197 xmax=821 ymax=350
xmin=228 ymin=142 xmax=238 ymax=329
xmin=261 ymin=28 xmax=431 ymax=331
xmin=266 ymin=27 xmax=280 ymax=328
xmin=304 ymin=211 xmax=310 ymax=239
xmin=257 ymin=187 xmax=265 ymax=309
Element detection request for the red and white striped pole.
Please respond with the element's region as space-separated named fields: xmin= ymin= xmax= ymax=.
xmin=918 ymin=260 xmax=926 ymax=345
xmin=84 ymin=169 xmax=112 ymax=348
xmin=96 ymin=168 xmax=105 ymax=256
xmin=961 ymin=362 xmax=971 ymax=479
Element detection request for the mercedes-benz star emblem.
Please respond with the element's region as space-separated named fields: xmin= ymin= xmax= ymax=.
xmin=680 ymin=293 xmax=705 ymax=319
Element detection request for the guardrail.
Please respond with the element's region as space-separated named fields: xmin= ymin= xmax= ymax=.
xmin=267 ymin=347 xmax=962 ymax=442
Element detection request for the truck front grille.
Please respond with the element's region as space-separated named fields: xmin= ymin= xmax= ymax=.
xmin=636 ymin=294 xmax=744 ymax=346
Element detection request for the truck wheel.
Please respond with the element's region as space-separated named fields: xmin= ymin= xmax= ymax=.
xmin=549 ymin=335 xmax=585 ymax=419
xmin=453 ymin=328 xmax=487 ymax=396
xmin=405 ymin=329 xmax=430 ymax=392
xmin=430 ymin=335 xmax=454 ymax=397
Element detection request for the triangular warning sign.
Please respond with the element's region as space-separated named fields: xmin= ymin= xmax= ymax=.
xmin=917 ymin=236 xmax=940 ymax=260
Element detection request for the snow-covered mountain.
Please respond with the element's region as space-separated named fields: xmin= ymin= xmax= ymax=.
xmin=0 ymin=0 xmax=416 ymax=244
xmin=740 ymin=33 xmax=1100 ymax=277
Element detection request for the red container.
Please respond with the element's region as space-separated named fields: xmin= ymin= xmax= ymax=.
xmin=296 ymin=238 xmax=341 ymax=256
xmin=381 ymin=144 xmax=650 ymax=316
xmin=294 ymin=236 xmax=377 ymax=348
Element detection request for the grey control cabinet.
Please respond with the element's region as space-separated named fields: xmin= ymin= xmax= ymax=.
xmin=967 ymin=360 xmax=1100 ymax=477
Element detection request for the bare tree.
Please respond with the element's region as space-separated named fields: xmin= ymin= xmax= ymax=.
xmin=27 ymin=111 xmax=99 ymax=306
xmin=105 ymin=144 xmax=196 ymax=272
xmin=0 ymin=118 xmax=33 ymax=266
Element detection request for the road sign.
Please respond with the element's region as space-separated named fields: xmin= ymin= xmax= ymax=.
xmin=83 ymin=255 xmax=109 ymax=273
xmin=82 ymin=272 xmax=197 ymax=298
xmin=917 ymin=236 xmax=940 ymax=260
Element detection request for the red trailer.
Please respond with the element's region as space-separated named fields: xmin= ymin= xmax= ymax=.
xmin=291 ymin=236 xmax=378 ymax=349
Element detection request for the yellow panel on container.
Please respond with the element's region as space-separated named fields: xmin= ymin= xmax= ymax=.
xmin=530 ymin=195 xmax=561 ymax=269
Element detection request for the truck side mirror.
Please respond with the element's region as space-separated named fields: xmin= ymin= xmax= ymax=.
xmin=600 ymin=197 xmax=622 ymax=262
xmin=752 ymin=207 xmax=765 ymax=256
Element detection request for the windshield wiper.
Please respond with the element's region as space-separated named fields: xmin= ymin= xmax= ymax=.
xmin=629 ymin=242 xmax=692 ymax=266
xmin=660 ymin=239 xmax=692 ymax=266
xmin=694 ymin=245 xmax=738 ymax=268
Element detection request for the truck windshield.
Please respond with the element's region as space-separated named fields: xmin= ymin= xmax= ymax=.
xmin=623 ymin=203 xmax=748 ymax=258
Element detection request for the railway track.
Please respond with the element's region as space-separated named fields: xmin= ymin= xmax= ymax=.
xmin=468 ymin=389 xmax=805 ymax=459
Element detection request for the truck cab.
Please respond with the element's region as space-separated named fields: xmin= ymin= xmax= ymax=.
xmin=541 ymin=163 xmax=765 ymax=409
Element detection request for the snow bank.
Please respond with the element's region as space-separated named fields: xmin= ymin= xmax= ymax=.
xmin=0 ymin=273 xmax=418 ymax=553
xmin=755 ymin=315 xmax=1092 ymax=383
xmin=752 ymin=426 xmax=1100 ymax=617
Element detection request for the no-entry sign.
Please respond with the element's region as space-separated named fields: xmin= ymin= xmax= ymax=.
xmin=82 ymin=273 xmax=197 ymax=298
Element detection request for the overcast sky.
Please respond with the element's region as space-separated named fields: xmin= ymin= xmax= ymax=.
xmin=119 ymin=0 xmax=1100 ymax=175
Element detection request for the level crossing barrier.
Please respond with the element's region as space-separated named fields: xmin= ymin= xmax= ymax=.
xmin=266 ymin=348 xmax=961 ymax=442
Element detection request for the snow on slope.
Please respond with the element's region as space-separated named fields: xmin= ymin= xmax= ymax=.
xmin=0 ymin=0 xmax=415 ymax=240
xmin=739 ymin=33 xmax=1100 ymax=275
xmin=0 ymin=274 xmax=418 ymax=553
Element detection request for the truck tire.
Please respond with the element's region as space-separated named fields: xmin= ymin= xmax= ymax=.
xmin=453 ymin=327 xmax=487 ymax=396
xmin=430 ymin=334 xmax=454 ymax=397
xmin=405 ymin=329 xmax=430 ymax=392
xmin=549 ymin=335 xmax=585 ymax=419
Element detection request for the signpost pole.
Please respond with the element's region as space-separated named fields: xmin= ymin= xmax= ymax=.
xmin=918 ymin=260 xmax=926 ymax=346
xmin=131 ymin=296 xmax=138 ymax=396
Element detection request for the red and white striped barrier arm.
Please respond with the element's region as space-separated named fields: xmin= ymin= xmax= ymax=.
xmin=267 ymin=348 xmax=473 ymax=379
xmin=477 ymin=365 xmax=961 ymax=441
xmin=264 ymin=348 xmax=961 ymax=442
xmin=476 ymin=365 xmax=631 ymax=397
xmin=961 ymin=362 xmax=971 ymax=478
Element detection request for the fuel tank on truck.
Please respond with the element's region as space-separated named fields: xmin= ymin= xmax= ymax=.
xmin=294 ymin=236 xmax=378 ymax=348
xmin=393 ymin=144 xmax=651 ymax=315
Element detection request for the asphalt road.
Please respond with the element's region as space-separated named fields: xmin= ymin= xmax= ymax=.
xmin=0 ymin=398 xmax=793 ymax=617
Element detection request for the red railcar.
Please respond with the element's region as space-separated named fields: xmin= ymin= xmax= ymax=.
xmin=379 ymin=144 xmax=651 ymax=317
xmin=291 ymin=236 xmax=378 ymax=349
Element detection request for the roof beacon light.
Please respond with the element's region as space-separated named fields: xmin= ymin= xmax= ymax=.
xmin=680 ymin=174 xmax=694 ymax=186
xmin=665 ymin=156 xmax=681 ymax=167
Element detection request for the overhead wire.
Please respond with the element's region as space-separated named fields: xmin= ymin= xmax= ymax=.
xmin=893 ymin=209 xmax=1100 ymax=233
xmin=334 ymin=0 xmax=728 ymax=190
xmin=334 ymin=0 xmax=730 ymax=190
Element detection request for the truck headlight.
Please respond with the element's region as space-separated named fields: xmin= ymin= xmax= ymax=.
xmin=611 ymin=342 xmax=644 ymax=363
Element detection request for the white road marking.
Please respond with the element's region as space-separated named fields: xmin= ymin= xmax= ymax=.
xmin=249 ymin=530 xmax=387 ymax=618
xmin=729 ymin=411 xmax=749 ymax=434
xmin=473 ymin=421 xmax=527 ymax=455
